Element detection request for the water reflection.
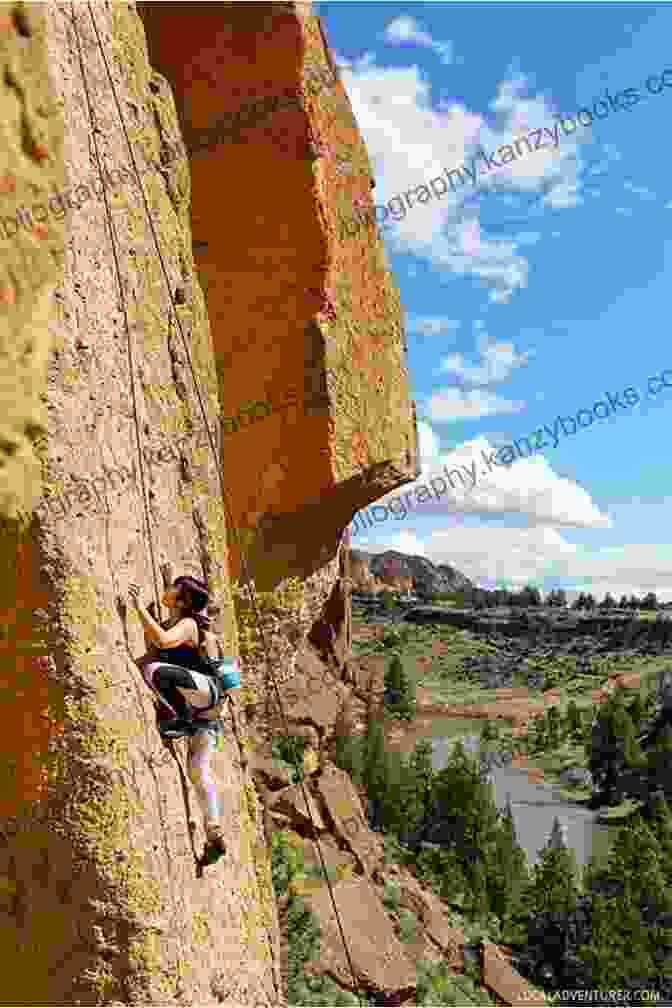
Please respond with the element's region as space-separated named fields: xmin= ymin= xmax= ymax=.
xmin=388 ymin=717 xmax=615 ymax=870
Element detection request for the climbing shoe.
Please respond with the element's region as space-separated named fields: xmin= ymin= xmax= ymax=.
xmin=159 ymin=717 xmax=197 ymax=739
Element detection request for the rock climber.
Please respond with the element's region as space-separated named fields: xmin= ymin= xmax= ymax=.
xmin=128 ymin=575 xmax=228 ymax=863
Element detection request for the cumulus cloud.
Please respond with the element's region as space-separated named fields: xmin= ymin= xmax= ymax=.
xmin=352 ymin=426 xmax=672 ymax=600
xmin=375 ymin=426 xmax=612 ymax=530
xmin=356 ymin=523 xmax=672 ymax=602
xmin=426 ymin=388 xmax=525 ymax=420
xmin=338 ymin=56 xmax=594 ymax=301
xmin=406 ymin=315 xmax=462 ymax=341
xmin=383 ymin=15 xmax=453 ymax=64
xmin=437 ymin=333 xmax=532 ymax=385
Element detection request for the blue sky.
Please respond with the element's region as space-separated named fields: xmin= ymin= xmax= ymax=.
xmin=318 ymin=2 xmax=672 ymax=601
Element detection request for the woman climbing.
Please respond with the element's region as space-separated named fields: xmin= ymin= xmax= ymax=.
xmin=128 ymin=575 xmax=231 ymax=864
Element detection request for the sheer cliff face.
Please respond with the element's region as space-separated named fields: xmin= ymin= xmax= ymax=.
xmin=0 ymin=2 xmax=416 ymax=1005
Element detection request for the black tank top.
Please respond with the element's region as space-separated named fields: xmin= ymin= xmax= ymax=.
xmin=154 ymin=619 xmax=204 ymax=674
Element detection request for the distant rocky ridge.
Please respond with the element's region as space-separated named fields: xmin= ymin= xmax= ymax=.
xmin=351 ymin=549 xmax=474 ymax=597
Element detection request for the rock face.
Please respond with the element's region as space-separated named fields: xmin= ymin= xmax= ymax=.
xmin=301 ymin=879 xmax=418 ymax=996
xmin=0 ymin=3 xmax=416 ymax=1005
xmin=351 ymin=549 xmax=473 ymax=596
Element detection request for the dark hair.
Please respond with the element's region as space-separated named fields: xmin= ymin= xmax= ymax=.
xmin=174 ymin=575 xmax=211 ymax=631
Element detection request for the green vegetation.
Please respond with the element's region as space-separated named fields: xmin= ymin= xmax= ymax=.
xmin=383 ymin=653 xmax=416 ymax=721
xmin=270 ymin=831 xmax=363 ymax=1006
xmin=330 ymin=670 xmax=672 ymax=1002
xmin=271 ymin=733 xmax=309 ymax=783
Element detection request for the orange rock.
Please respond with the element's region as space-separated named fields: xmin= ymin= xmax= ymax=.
xmin=30 ymin=141 xmax=49 ymax=162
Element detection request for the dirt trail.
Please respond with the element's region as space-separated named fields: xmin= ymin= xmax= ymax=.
xmin=415 ymin=669 xmax=644 ymax=734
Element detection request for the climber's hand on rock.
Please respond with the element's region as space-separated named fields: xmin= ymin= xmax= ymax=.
xmin=128 ymin=583 xmax=143 ymax=610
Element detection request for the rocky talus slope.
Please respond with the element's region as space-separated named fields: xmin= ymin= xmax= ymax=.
xmin=0 ymin=2 xmax=541 ymax=1004
xmin=254 ymin=652 xmax=548 ymax=1005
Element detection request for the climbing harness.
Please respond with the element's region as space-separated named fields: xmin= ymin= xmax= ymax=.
xmin=68 ymin=4 xmax=362 ymax=1003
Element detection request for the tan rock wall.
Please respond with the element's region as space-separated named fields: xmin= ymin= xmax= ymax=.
xmin=139 ymin=1 xmax=419 ymax=597
xmin=0 ymin=1 xmax=419 ymax=1004
xmin=0 ymin=3 xmax=279 ymax=1003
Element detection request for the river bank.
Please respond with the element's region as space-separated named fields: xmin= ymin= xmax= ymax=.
xmin=349 ymin=618 xmax=668 ymax=860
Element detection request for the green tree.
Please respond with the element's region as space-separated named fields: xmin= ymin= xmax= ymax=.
xmin=589 ymin=689 xmax=638 ymax=803
xmin=380 ymin=590 xmax=396 ymax=612
xmin=565 ymin=699 xmax=583 ymax=741
xmin=379 ymin=747 xmax=411 ymax=835
xmin=361 ymin=714 xmax=388 ymax=827
xmin=405 ymin=739 xmax=435 ymax=846
xmin=647 ymin=724 xmax=672 ymax=800
xmin=488 ymin=799 xmax=530 ymax=936
xmin=522 ymin=820 xmax=580 ymax=977
xmin=627 ymin=691 xmax=645 ymax=731
xmin=333 ymin=705 xmax=364 ymax=786
xmin=580 ymin=816 xmax=672 ymax=989
xmin=384 ymin=653 xmax=416 ymax=721
xmin=546 ymin=706 xmax=562 ymax=748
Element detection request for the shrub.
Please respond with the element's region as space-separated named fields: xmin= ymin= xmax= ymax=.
xmin=382 ymin=880 xmax=401 ymax=910
xmin=272 ymin=733 xmax=309 ymax=783
xmin=397 ymin=907 xmax=419 ymax=942
xmin=271 ymin=830 xmax=305 ymax=897
xmin=285 ymin=894 xmax=322 ymax=1003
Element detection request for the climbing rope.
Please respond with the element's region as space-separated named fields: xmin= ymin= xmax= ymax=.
xmin=69 ymin=4 xmax=363 ymax=1004
xmin=67 ymin=6 xmax=197 ymax=993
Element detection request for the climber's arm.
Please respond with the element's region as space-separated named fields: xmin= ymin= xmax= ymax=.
xmin=128 ymin=584 xmax=195 ymax=648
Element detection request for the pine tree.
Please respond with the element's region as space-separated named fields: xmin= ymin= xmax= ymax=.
xmin=581 ymin=814 xmax=672 ymax=987
xmin=405 ymin=739 xmax=435 ymax=847
xmin=333 ymin=699 xmax=363 ymax=785
xmin=643 ymin=794 xmax=672 ymax=878
xmin=546 ymin=706 xmax=561 ymax=748
xmin=627 ymin=691 xmax=645 ymax=730
xmin=579 ymin=894 xmax=653 ymax=990
xmin=522 ymin=818 xmax=580 ymax=979
xmin=362 ymin=713 xmax=388 ymax=828
xmin=647 ymin=723 xmax=672 ymax=800
xmin=589 ymin=689 xmax=638 ymax=803
xmin=565 ymin=699 xmax=583 ymax=741
xmin=384 ymin=653 xmax=416 ymax=721
xmin=488 ymin=797 xmax=530 ymax=931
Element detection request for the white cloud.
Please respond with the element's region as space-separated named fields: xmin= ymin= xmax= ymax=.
xmin=339 ymin=59 xmax=592 ymax=302
xmin=437 ymin=334 xmax=532 ymax=385
xmin=360 ymin=528 xmax=672 ymax=601
xmin=426 ymin=388 xmax=526 ymax=420
xmin=378 ymin=427 xmax=612 ymax=530
xmin=406 ymin=315 xmax=462 ymax=340
xmin=614 ymin=206 xmax=633 ymax=216
xmin=383 ymin=16 xmax=453 ymax=64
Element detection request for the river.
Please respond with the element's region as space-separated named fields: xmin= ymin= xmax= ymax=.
xmin=386 ymin=716 xmax=616 ymax=871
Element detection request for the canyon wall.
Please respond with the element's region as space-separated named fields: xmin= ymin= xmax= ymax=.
xmin=0 ymin=2 xmax=417 ymax=1004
